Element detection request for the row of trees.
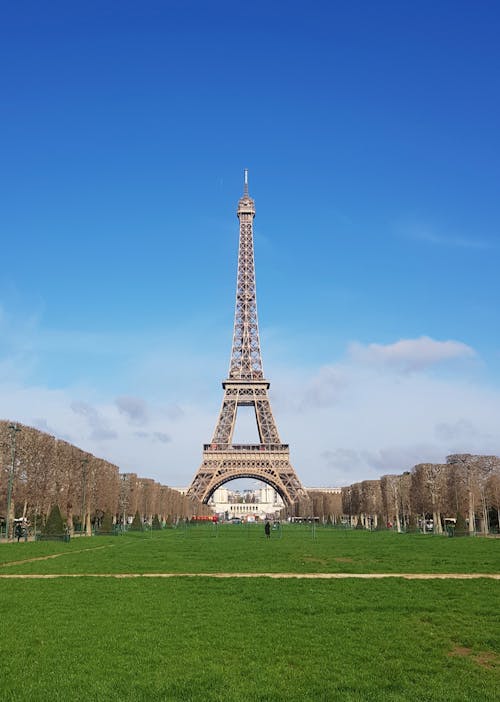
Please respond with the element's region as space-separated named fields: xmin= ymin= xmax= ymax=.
xmin=3 ymin=419 xmax=499 ymax=537
xmin=339 ymin=455 xmax=500 ymax=534
xmin=285 ymin=456 xmax=500 ymax=535
xmin=0 ymin=420 xmax=212 ymax=537
xmin=292 ymin=490 xmax=343 ymax=523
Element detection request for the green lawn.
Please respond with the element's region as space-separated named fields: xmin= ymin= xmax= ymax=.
xmin=0 ymin=578 xmax=498 ymax=701
xmin=0 ymin=527 xmax=498 ymax=701
xmin=1 ymin=525 xmax=499 ymax=574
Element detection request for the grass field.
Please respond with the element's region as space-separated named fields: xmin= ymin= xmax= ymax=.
xmin=0 ymin=526 xmax=499 ymax=701
xmin=1 ymin=524 xmax=499 ymax=574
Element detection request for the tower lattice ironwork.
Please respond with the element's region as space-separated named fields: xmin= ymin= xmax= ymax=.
xmin=187 ymin=171 xmax=307 ymax=506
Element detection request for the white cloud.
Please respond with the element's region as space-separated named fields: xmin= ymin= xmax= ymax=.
xmin=71 ymin=401 xmax=118 ymax=441
xmin=153 ymin=431 xmax=171 ymax=444
xmin=115 ymin=396 xmax=149 ymax=425
xmin=348 ymin=336 xmax=475 ymax=372
xmin=300 ymin=365 xmax=348 ymax=408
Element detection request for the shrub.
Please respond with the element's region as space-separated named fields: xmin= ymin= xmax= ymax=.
xmin=43 ymin=505 xmax=64 ymax=535
xmin=100 ymin=512 xmax=113 ymax=534
xmin=454 ymin=512 xmax=468 ymax=537
xmin=130 ymin=511 xmax=143 ymax=531
xmin=406 ymin=514 xmax=418 ymax=533
xmin=152 ymin=514 xmax=161 ymax=530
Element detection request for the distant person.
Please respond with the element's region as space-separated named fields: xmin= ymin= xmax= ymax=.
xmin=15 ymin=523 xmax=22 ymax=542
xmin=265 ymin=521 xmax=271 ymax=539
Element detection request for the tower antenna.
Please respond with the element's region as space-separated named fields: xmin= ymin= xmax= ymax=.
xmin=244 ymin=168 xmax=249 ymax=196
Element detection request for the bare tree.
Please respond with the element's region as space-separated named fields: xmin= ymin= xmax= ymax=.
xmin=411 ymin=463 xmax=447 ymax=534
xmin=360 ymin=480 xmax=382 ymax=529
xmin=380 ymin=474 xmax=401 ymax=531
xmin=447 ymin=455 xmax=482 ymax=534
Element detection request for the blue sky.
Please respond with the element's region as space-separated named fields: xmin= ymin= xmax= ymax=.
xmin=1 ymin=1 xmax=499 ymax=487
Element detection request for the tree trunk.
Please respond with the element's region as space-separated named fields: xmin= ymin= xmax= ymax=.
xmin=468 ymin=491 xmax=475 ymax=534
xmin=85 ymin=510 xmax=92 ymax=536
xmin=481 ymin=499 xmax=489 ymax=535
xmin=66 ymin=503 xmax=74 ymax=536
xmin=481 ymin=494 xmax=490 ymax=536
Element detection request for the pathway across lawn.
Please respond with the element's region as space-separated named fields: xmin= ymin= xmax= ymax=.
xmin=1 ymin=571 xmax=499 ymax=579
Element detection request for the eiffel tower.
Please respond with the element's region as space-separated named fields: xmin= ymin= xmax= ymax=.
xmin=187 ymin=171 xmax=307 ymax=507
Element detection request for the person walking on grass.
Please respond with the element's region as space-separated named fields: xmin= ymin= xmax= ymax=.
xmin=265 ymin=521 xmax=271 ymax=539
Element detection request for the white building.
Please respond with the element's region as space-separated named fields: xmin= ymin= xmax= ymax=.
xmin=208 ymin=484 xmax=284 ymax=521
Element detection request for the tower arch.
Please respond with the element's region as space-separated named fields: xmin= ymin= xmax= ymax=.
xmin=202 ymin=472 xmax=287 ymax=506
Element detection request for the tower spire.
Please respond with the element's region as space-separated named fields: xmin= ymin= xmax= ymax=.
xmin=232 ymin=168 xmax=260 ymax=379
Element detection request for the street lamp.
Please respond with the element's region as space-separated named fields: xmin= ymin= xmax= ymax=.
xmin=6 ymin=423 xmax=21 ymax=540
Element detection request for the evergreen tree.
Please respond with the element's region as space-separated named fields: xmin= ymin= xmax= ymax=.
xmin=130 ymin=510 xmax=143 ymax=531
xmin=454 ymin=512 xmax=468 ymax=537
xmin=43 ymin=505 xmax=64 ymax=535
xmin=100 ymin=512 xmax=113 ymax=534
xmin=406 ymin=513 xmax=418 ymax=533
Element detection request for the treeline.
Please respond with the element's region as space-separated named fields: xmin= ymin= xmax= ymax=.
xmin=292 ymin=455 xmax=500 ymax=535
xmin=339 ymin=455 xmax=500 ymax=534
xmin=0 ymin=420 xmax=211 ymax=537
xmin=295 ymin=491 xmax=343 ymax=523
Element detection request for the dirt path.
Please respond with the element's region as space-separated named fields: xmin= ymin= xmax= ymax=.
xmin=0 ymin=572 xmax=498 ymax=579
xmin=0 ymin=545 xmax=112 ymax=568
